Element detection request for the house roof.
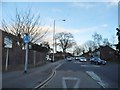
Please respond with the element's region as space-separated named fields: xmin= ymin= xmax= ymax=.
xmin=92 ymin=45 xmax=116 ymax=53
xmin=82 ymin=45 xmax=117 ymax=56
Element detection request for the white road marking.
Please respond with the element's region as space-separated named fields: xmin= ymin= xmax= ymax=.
xmin=81 ymin=65 xmax=88 ymax=67
xmin=55 ymin=63 xmax=63 ymax=70
xmin=92 ymin=65 xmax=100 ymax=67
xmin=86 ymin=71 xmax=101 ymax=81
xmin=62 ymin=77 xmax=80 ymax=88
xmin=86 ymin=71 xmax=108 ymax=88
xmin=98 ymin=82 xmax=108 ymax=88
xmin=74 ymin=61 xmax=82 ymax=64
xmin=74 ymin=62 xmax=100 ymax=68
xmin=80 ymin=65 xmax=100 ymax=67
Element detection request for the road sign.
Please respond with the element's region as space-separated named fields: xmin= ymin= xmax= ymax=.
xmin=23 ymin=35 xmax=30 ymax=44
xmin=4 ymin=37 xmax=12 ymax=48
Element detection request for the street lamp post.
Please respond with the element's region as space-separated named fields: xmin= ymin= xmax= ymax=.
xmin=52 ymin=19 xmax=66 ymax=62
xmin=52 ymin=20 xmax=55 ymax=62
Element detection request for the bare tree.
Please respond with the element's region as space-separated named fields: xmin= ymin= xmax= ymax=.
xmin=2 ymin=9 xmax=48 ymax=48
xmin=103 ymin=38 xmax=111 ymax=46
xmin=73 ymin=46 xmax=82 ymax=56
xmin=92 ymin=32 xmax=102 ymax=47
xmin=110 ymin=35 xmax=116 ymax=45
xmin=83 ymin=40 xmax=97 ymax=52
xmin=40 ymin=41 xmax=50 ymax=50
xmin=55 ymin=32 xmax=76 ymax=54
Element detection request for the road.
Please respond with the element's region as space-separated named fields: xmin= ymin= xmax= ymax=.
xmin=40 ymin=59 xmax=118 ymax=88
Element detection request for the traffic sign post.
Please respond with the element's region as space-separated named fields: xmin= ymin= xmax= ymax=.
xmin=23 ymin=34 xmax=30 ymax=73
xmin=4 ymin=37 xmax=13 ymax=71
xmin=24 ymin=43 xmax=28 ymax=73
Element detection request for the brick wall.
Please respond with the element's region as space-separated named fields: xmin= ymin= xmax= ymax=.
xmin=1 ymin=30 xmax=47 ymax=71
xmin=100 ymin=46 xmax=117 ymax=61
xmin=3 ymin=48 xmax=46 ymax=65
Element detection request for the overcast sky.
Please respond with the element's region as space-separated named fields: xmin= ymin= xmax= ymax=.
xmin=1 ymin=0 xmax=119 ymax=49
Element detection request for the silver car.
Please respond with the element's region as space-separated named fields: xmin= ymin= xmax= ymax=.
xmin=79 ymin=57 xmax=87 ymax=62
xmin=67 ymin=57 xmax=72 ymax=61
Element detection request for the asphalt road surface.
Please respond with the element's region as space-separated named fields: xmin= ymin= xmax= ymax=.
xmin=41 ymin=59 xmax=119 ymax=89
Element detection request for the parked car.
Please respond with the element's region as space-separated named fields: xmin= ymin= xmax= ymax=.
xmin=90 ymin=57 xmax=106 ymax=65
xmin=89 ymin=57 xmax=95 ymax=62
xmin=79 ymin=57 xmax=87 ymax=62
xmin=75 ymin=57 xmax=80 ymax=60
xmin=67 ymin=57 xmax=72 ymax=61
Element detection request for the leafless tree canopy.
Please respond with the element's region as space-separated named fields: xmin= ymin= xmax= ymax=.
xmin=92 ymin=32 xmax=102 ymax=47
xmin=2 ymin=9 xmax=49 ymax=48
xmin=83 ymin=40 xmax=97 ymax=52
xmin=73 ymin=46 xmax=82 ymax=55
xmin=55 ymin=32 xmax=76 ymax=53
xmin=103 ymin=38 xmax=111 ymax=46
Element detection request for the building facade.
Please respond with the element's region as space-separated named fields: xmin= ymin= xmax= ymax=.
xmin=82 ymin=45 xmax=118 ymax=61
xmin=92 ymin=45 xmax=118 ymax=61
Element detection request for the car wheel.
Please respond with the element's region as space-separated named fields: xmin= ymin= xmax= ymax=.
xmin=95 ymin=62 xmax=99 ymax=65
xmin=103 ymin=63 xmax=106 ymax=65
xmin=91 ymin=61 xmax=93 ymax=64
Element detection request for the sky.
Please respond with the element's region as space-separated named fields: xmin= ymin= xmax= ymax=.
xmin=1 ymin=0 xmax=119 ymax=51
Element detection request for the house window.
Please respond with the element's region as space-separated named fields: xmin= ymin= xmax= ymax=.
xmin=4 ymin=36 xmax=13 ymax=48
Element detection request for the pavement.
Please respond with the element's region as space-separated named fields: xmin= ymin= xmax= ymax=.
xmin=2 ymin=60 xmax=64 ymax=89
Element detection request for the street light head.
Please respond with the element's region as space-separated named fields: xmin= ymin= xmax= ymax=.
xmin=62 ymin=20 xmax=66 ymax=21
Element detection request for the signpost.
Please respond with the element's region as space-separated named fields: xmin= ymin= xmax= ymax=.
xmin=23 ymin=33 xmax=30 ymax=73
xmin=4 ymin=37 xmax=12 ymax=71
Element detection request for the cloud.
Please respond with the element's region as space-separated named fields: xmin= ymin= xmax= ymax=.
xmin=70 ymin=1 xmax=118 ymax=10
xmin=107 ymin=0 xmax=119 ymax=3
xmin=71 ymin=2 xmax=96 ymax=9
xmin=105 ymin=0 xmax=119 ymax=6
xmin=46 ymin=23 xmax=109 ymax=36
xmin=40 ymin=23 xmax=110 ymax=46
xmin=109 ymin=2 xmax=118 ymax=6
xmin=101 ymin=24 xmax=109 ymax=27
